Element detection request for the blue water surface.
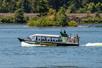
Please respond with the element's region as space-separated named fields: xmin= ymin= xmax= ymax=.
xmin=0 ymin=24 xmax=102 ymax=68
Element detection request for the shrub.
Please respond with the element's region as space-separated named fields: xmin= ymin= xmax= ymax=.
xmin=27 ymin=17 xmax=39 ymax=26
xmin=27 ymin=7 xmax=68 ymax=27
xmin=68 ymin=21 xmax=78 ymax=27
xmin=0 ymin=16 xmax=15 ymax=23
xmin=27 ymin=16 xmax=59 ymax=27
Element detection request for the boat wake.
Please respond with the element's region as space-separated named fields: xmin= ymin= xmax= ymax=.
xmin=21 ymin=42 xmax=46 ymax=47
xmin=84 ymin=43 xmax=102 ymax=46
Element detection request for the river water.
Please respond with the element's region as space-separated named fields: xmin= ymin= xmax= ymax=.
xmin=0 ymin=24 xmax=102 ymax=68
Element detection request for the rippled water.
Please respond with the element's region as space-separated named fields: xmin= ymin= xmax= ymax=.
xmin=0 ymin=24 xmax=102 ymax=68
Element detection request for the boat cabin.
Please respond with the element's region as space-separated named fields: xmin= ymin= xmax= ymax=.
xmin=29 ymin=34 xmax=61 ymax=42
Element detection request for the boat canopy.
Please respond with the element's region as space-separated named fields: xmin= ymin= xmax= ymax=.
xmin=30 ymin=34 xmax=60 ymax=38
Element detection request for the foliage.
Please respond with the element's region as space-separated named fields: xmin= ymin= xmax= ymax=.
xmin=56 ymin=7 xmax=67 ymax=26
xmin=0 ymin=16 xmax=15 ymax=23
xmin=14 ymin=8 xmax=26 ymax=23
xmin=27 ymin=7 xmax=68 ymax=27
xmin=27 ymin=17 xmax=39 ymax=26
xmin=0 ymin=0 xmax=101 ymax=13
xmin=48 ymin=0 xmax=68 ymax=11
xmin=0 ymin=0 xmax=102 ymax=26
xmin=68 ymin=21 xmax=78 ymax=27
xmin=79 ymin=2 xmax=102 ymax=13
xmin=81 ymin=16 xmax=102 ymax=24
xmin=27 ymin=16 xmax=59 ymax=27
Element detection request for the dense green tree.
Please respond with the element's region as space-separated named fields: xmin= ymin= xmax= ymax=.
xmin=48 ymin=0 xmax=68 ymax=11
xmin=56 ymin=7 xmax=67 ymax=26
xmin=23 ymin=0 xmax=32 ymax=13
xmin=79 ymin=2 xmax=102 ymax=13
xmin=0 ymin=0 xmax=101 ymax=13
xmin=67 ymin=0 xmax=83 ymax=13
xmin=14 ymin=8 xmax=25 ymax=23
xmin=0 ymin=0 xmax=17 ymax=12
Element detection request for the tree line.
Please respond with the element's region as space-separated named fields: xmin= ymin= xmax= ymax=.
xmin=0 ymin=0 xmax=102 ymax=27
xmin=0 ymin=0 xmax=102 ymax=13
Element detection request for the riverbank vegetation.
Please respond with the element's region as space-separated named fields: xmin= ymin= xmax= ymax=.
xmin=0 ymin=0 xmax=102 ymax=27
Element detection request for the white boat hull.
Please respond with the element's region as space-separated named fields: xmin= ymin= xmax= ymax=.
xmin=21 ymin=42 xmax=46 ymax=47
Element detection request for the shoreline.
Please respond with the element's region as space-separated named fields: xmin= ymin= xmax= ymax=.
xmin=0 ymin=13 xmax=102 ymax=17
xmin=0 ymin=23 xmax=102 ymax=28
